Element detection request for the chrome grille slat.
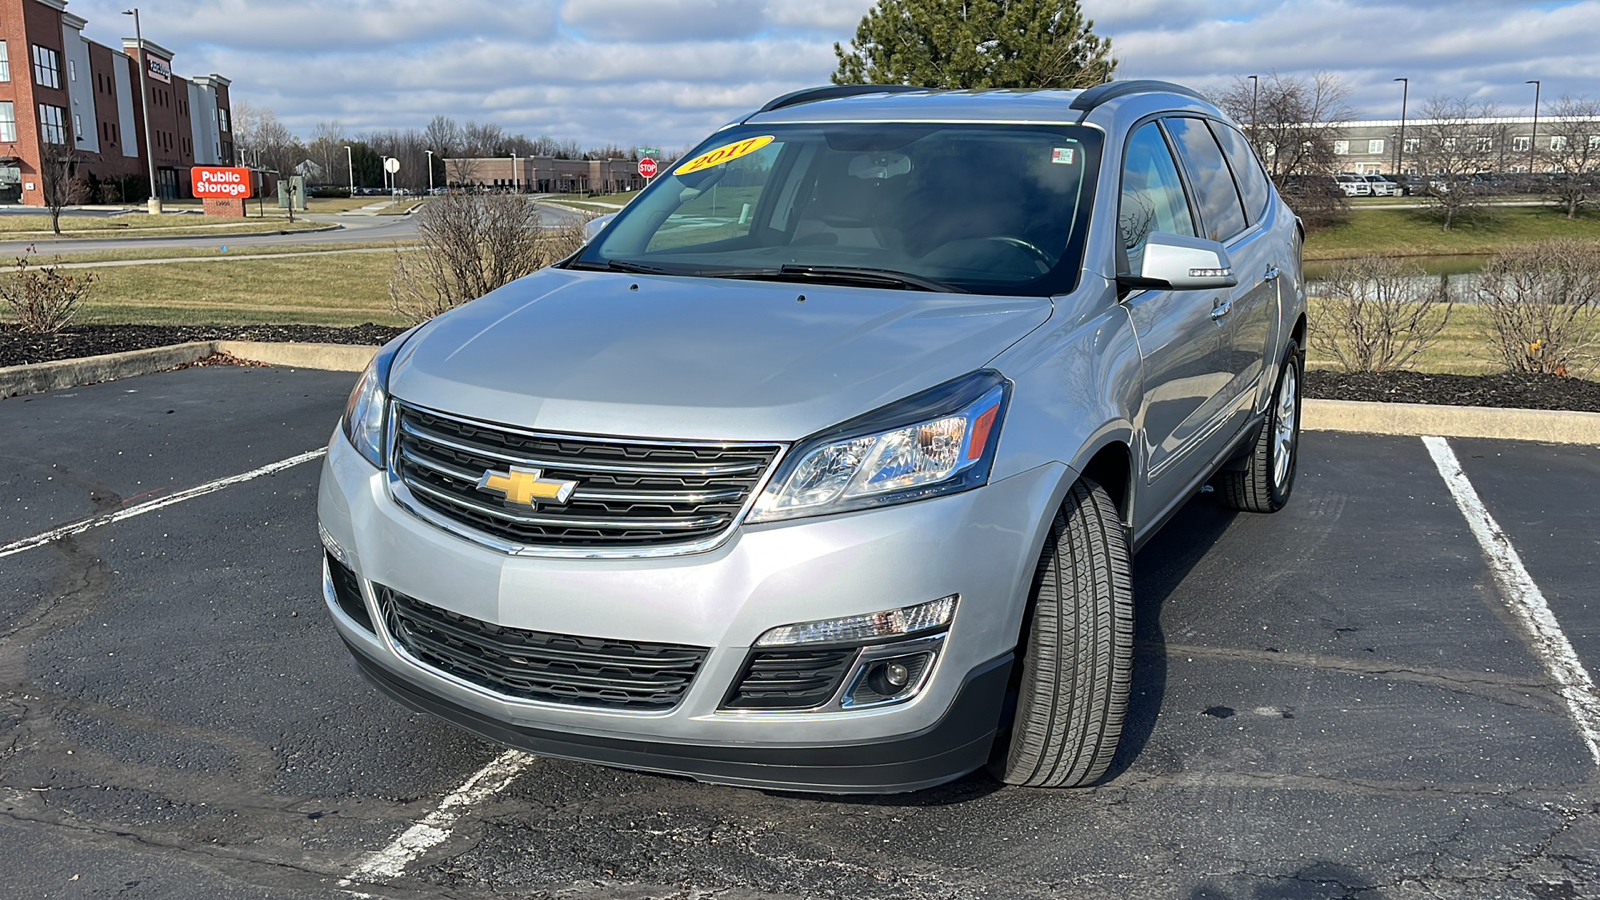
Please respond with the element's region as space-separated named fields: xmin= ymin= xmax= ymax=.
xmin=399 ymin=418 xmax=766 ymax=476
xmin=393 ymin=403 xmax=781 ymax=551
xmin=406 ymin=480 xmax=728 ymax=531
xmin=399 ymin=447 xmax=745 ymax=505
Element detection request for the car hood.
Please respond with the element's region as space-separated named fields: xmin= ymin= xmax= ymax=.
xmin=389 ymin=268 xmax=1052 ymax=442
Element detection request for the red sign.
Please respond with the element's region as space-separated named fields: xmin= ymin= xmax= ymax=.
xmin=191 ymin=166 xmax=254 ymax=199
xmin=637 ymin=157 xmax=658 ymax=179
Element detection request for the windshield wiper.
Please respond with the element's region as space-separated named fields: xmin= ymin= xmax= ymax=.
xmin=564 ymin=258 xmax=685 ymax=276
xmin=701 ymin=264 xmax=964 ymax=293
xmin=773 ymin=265 xmax=965 ymax=293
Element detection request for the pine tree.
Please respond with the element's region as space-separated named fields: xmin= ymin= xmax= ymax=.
xmin=832 ymin=0 xmax=1115 ymax=90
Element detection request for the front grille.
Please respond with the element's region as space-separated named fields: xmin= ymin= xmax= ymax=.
xmin=380 ymin=587 xmax=709 ymax=712
xmin=326 ymin=552 xmax=374 ymax=632
xmin=722 ymin=647 xmax=860 ymax=710
xmin=392 ymin=403 xmax=780 ymax=551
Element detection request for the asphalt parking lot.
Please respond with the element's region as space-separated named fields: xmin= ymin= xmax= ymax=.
xmin=2 ymin=365 xmax=1597 ymax=900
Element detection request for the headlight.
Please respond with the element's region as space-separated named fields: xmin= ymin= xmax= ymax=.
xmin=748 ymin=370 xmax=1009 ymax=523
xmin=341 ymin=335 xmax=408 ymax=470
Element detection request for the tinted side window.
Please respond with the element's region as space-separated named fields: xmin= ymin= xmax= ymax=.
xmin=1164 ymin=117 xmax=1248 ymax=243
xmin=1119 ymin=123 xmax=1195 ymax=275
xmin=1210 ymin=121 xmax=1272 ymax=224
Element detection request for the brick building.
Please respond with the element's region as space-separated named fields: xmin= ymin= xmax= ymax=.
xmin=0 ymin=0 xmax=233 ymax=205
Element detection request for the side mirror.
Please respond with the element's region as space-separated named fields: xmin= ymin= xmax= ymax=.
xmin=584 ymin=213 xmax=616 ymax=243
xmin=1118 ymin=233 xmax=1238 ymax=291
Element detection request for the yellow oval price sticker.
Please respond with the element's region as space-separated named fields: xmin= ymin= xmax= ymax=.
xmin=674 ymin=135 xmax=775 ymax=175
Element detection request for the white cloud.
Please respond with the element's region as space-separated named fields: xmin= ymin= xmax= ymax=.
xmin=52 ymin=0 xmax=1600 ymax=149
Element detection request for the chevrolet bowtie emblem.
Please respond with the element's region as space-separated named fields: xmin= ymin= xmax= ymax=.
xmin=476 ymin=465 xmax=578 ymax=508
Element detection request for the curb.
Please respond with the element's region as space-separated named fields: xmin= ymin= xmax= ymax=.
xmin=1303 ymin=399 xmax=1600 ymax=445
xmin=0 ymin=341 xmax=376 ymax=399
xmin=14 ymin=223 xmax=341 ymax=244
xmin=3 ymin=344 xmax=1597 ymax=446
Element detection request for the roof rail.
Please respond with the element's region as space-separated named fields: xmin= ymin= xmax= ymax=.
xmin=1069 ymin=79 xmax=1211 ymax=113
xmin=757 ymin=84 xmax=928 ymax=114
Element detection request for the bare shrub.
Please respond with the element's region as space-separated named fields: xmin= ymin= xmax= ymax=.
xmin=1476 ymin=241 xmax=1600 ymax=376
xmin=389 ymin=193 xmax=590 ymax=323
xmin=0 ymin=252 xmax=96 ymax=333
xmin=1308 ymin=255 xmax=1455 ymax=373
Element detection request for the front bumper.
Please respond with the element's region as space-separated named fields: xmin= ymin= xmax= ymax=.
xmin=318 ymin=430 xmax=1067 ymax=792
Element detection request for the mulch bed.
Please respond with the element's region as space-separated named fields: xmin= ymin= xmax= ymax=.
xmin=1304 ymin=370 xmax=1600 ymax=413
xmin=3 ymin=324 xmax=1598 ymax=413
xmin=0 ymin=323 xmax=407 ymax=369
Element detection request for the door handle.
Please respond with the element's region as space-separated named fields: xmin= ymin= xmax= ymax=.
xmin=1209 ymin=298 xmax=1233 ymax=321
xmin=1264 ymin=265 xmax=1281 ymax=282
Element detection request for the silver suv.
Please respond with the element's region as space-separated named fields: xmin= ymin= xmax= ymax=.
xmin=318 ymin=80 xmax=1306 ymax=793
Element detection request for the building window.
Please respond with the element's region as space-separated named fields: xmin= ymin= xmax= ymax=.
xmin=1513 ymin=136 xmax=1531 ymax=152
xmin=0 ymin=42 xmax=10 ymax=83
xmin=68 ymin=59 xmax=75 ymax=81
xmin=1367 ymin=139 xmax=1384 ymax=155
xmin=218 ymin=108 xmax=230 ymax=132
xmin=1404 ymin=137 xmax=1418 ymax=154
xmin=1588 ymin=135 xmax=1600 ymax=151
xmin=1476 ymin=137 xmax=1493 ymax=153
xmin=74 ymin=112 xmax=82 ymax=140
xmin=0 ymin=102 xmax=14 ymax=142
xmin=39 ymin=104 xmax=66 ymax=144
xmin=1551 ymin=136 xmax=1568 ymax=151
xmin=32 ymin=45 xmax=60 ymax=89
xmin=1333 ymin=140 xmax=1349 ymax=155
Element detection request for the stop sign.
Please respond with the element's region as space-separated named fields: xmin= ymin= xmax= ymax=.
xmin=638 ymin=157 xmax=658 ymax=178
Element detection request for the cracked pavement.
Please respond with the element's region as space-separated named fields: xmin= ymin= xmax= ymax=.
xmin=1 ymin=367 xmax=1597 ymax=899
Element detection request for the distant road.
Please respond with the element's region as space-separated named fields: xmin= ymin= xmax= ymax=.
xmin=0 ymin=200 xmax=590 ymax=258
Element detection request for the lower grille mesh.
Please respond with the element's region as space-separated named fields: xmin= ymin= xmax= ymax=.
xmin=723 ymin=647 xmax=860 ymax=710
xmin=380 ymin=587 xmax=708 ymax=712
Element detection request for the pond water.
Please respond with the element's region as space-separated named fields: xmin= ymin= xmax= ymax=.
xmin=1306 ymin=254 xmax=1488 ymax=299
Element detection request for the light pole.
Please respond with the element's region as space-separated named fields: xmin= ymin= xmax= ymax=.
xmin=1247 ymin=74 xmax=1258 ymax=136
xmin=380 ymin=155 xmax=390 ymax=192
xmin=1526 ymin=79 xmax=1542 ymax=173
xmin=425 ymin=149 xmax=434 ymax=194
xmin=345 ymin=145 xmax=354 ymax=197
xmin=1394 ymin=77 xmax=1409 ymax=176
xmin=511 ymin=152 xmax=519 ymax=193
xmin=122 ymin=8 xmax=161 ymax=214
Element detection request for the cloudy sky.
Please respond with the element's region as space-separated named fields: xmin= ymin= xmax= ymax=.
xmin=63 ymin=0 xmax=1600 ymax=150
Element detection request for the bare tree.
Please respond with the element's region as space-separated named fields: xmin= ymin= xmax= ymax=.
xmin=39 ymin=138 xmax=85 ymax=236
xmin=1216 ymin=71 xmax=1354 ymax=228
xmin=1308 ymin=256 xmax=1456 ymax=373
xmin=389 ymin=192 xmax=588 ymax=322
xmin=1477 ymin=241 xmax=1600 ymax=377
xmin=1411 ymin=96 xmax=1501 ymax=230
xmin=1540 ymin=95 xmax=1600 ymax=219
xmin=446 ymin=157 xmax=483 ymax=189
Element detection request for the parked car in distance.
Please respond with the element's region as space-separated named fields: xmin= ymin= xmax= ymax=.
xmin=1363 ymin=174 xmax=1402 ymax=197
xmin=319 ymin=80 xmax=1308 ymax=794
xmin=1334 ymin=173 xmax=1371 ymax=197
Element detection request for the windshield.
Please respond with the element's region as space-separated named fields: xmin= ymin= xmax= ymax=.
xmin=572 ymin=123 xmax=1102 ymax=296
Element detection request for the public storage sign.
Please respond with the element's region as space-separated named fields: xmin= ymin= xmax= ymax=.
xmin=191 ymin=166 xmax=253 ymax=199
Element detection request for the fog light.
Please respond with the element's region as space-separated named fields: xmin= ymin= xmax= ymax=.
xmin=868 ymin=661 xmax=911 ymax=694
xmin=845 ymin=648 xmax=937 ymax=708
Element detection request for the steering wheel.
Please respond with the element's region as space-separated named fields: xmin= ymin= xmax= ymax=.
xmin=985 ymin=236 xmax=1054 ymax=272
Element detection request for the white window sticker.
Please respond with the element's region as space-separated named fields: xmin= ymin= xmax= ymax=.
xmin=1051 ymin=147 xmax=1076 ymax=165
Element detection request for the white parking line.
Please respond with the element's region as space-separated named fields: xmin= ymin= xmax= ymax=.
xmin=344 ymin=749 xmax=535 ymax=884
xmin=0 ymin=448 xmax=326 ymax=560
xmin=1423 ymin=435 xmax=1600 ymax=765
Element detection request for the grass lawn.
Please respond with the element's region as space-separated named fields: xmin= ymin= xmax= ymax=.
xmin=0 ymin=214 xmax=330 ymax=240
xmin=1305 ymin=205 xmax=1600 ymax=260
xmin=17 ymin=241 xmax=415 ymax=266
xmin=68 ymin=251 xmax=406 ymax=327
xmin=1304 ymin=297 xmax=1600 ymax=379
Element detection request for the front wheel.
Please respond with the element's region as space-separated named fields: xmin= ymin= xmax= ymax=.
xmin=994 ymin=478 xmax=1133 ymax=788
xmin=1218 ymin=341 xmax=1302 ymax=513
